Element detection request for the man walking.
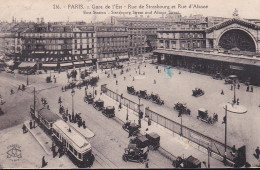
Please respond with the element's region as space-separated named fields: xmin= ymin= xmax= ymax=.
xmin=253 ymin=146 xmax=260 ymax=159
xmin=42 ymin=156 xmax=48 ymax=168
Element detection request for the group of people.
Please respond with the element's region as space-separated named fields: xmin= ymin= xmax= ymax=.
xmin=18 ymin=84 xmax=26 ymax=91
xmin=41 ymin=97 xmax=49 ymax=109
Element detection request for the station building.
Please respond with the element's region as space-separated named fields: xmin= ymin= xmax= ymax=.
xmin=154 ymin=17 xmax=260 ymax=85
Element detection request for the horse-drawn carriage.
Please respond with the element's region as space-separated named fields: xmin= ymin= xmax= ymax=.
xmin=93 ymin=99 xmax=105 ymax=111
xmin=137 ymin=90 xmax=149 ymax=99
xmin=84 ymin=93 xmax=94 ymax=104
xmin=197 ymin=108 xmax=217 ymax=124
xmin=173 ymin=102 xmax=191 ymax=115
xmin=192 ymin=88 xmax=204 ymax=97
xmin=150 ymin=93 xmax=164 ymax=105
xmin=102 ymin=106 xmax=115 ymax=118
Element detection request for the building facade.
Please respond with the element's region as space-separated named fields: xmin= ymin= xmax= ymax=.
xmin=95 ymin=24 xmax=128 ymax=60
xmin=157 ymin=26 xmax=206 ymax=50
xmin=106 ymin=16 xmax=178 ymax=56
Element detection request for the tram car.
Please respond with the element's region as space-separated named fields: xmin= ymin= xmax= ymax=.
xmin=52 ymin=120 xmax=94 ymax=167
xmin=30 ymin=106 xmax=95 ymax=167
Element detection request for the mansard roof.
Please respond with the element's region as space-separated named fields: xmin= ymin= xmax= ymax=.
xmin=206 ymin=18 xmax=260 ymax=33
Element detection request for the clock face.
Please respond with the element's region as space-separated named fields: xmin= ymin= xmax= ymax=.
xmin=218 ymin=29 xmax=256 ymax=52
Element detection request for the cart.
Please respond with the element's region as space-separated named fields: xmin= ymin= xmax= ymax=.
xmin=127 ymin=86 xmax=136 ymax=95
xmin=137 ymin=90 xmax=149 ymax=99
xmin=192 ymin=88 xmax=204 ymax=97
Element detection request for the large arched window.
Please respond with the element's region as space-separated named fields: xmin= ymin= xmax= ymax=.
xmin=218 ymin=29 xmax=256 ymax=52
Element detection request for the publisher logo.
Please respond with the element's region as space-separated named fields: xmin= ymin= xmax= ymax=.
xmin=7 ymin=144 xmax=22 ymax=161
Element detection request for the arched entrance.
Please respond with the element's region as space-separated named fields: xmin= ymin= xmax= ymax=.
xmin=218 ymin=29 xmax=256 ymax=52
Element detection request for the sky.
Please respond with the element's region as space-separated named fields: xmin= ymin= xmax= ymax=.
xmin=0 ymin=0 xmax=260 ymax=22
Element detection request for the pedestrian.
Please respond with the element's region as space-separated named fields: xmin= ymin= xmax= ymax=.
xmin=118 ymin=103 xmax=122 ymax=110
xmin=231 ymin=85 xmax=233 ymax=91
xmin=222 ymin=116 xmax=226 ymax=124
xmin=133 ymin=77 xmax=135 ymax=81
xmin=179 ymin=71 xmax=181 ymax=74
xmin=145 ymin=159 xmax=149 ymax=168
xmin=18 ymin=85 xmax=21 ymax=90
xmin=61 ymin=87 xmax=64 ymax=92
xmin=64 ymin=86 xmax=67 ymax=91
xmin=221 ymin=89 xmax=224 ymax=95
xmin=82 ymin=121 xmax=86 ymax=129
xmin=33 ymin=120 xmax=36 ymax=128
xmin=158 ymin=69 xmax=159 ymax=73
xmin=47 ymin=105 xmax=50 ymax=110
xmin=251 ymin=86 xmax=253 ymax=92
xmin=42 ymin=156 xmax=47 ymax=168
xmin=116 ymin=80 xmax=118 ymax=85
xmin=69 ymin=114 xmax=71 ymax=122
xmin=237 ymin=98 xmax=240 ymax=105
xmin=237 ymin=83 xmax=240 ymax=89
xmin=22 ymin=124 xmax=27 ymax=134
xmin=95 ymin=90 xmax=97 ymax=96
xmin=246 ymin=86 xmax=249 ymax=92
xmin=124 ymin=76 xmax=126 ymax=80
xmin=41 ymin=97 xmax=43 ymax=104
xmin=148 ymin=117 xmax=151 ymax=126
xmin=231 ymin=145 xmax=236 ymax=157
xmin=154 ymin=79 xmax=156 ymax=84
xmin=254 ymin=146 xmax=260 ymax=159
xmin=29 ymin=120 xmax=32 ymax=129
xmin=66 ymin=108 xmax=68 ymax=115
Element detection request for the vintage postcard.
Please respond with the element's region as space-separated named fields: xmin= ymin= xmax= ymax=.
xmin=0 ymin=0 xmax=259 ymax=168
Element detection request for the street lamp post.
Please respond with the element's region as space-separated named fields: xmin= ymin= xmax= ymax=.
xmin=126 ymin=104 xmax=129 ymax=121
xmin=208 ymin=144 xmax=211 ymax=168
xmin=180 ymin=115 xmax=183 ymax=136
xmin=93 ymin=86 xmax=95 ymax=98
xmin=27 ymin=69 xmax=29 ymax=85
xmin=71 ymin=89 xmax=75 ymax=115
xmin=138 ymin=97 xmax=141 ymax=127
xmin=222 ymin=103 xmax=247 ymax=165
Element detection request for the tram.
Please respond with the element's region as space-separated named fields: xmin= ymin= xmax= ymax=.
xmin=52 ymin=119 xmax=94 ymax=167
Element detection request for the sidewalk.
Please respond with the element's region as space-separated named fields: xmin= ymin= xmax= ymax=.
xmin=99 ymin=94 xmax=228 ymax=168
xmin=24 ymin=121 xmax=52 ymax=155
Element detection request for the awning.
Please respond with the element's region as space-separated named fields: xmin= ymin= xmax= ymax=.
xmin=5 ymin=60 xmax=14 ymax=66
xmin=42 ymin=63 xmax=57 ymax=68
xmin=154 ymin=49 xmax=260 ymax=67
xmin=84 ymin=60 xmax=92 ymax=64
xmin=18 ymin=62 xmax=36 ymax=68
xmin=73 ymin=61 xmax=85 ymax=65
xmin=60 ymin=63 xmax=73 ymax=67
xmin=119 ymin=55 xmax=129 ymax=60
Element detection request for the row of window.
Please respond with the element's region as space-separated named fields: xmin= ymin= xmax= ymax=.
xmin=75 ymin=33 xmax=94 ymax=38
xmin=52 ymin=129 xmax=82 ymax=160
xmin=21 ymin=33 xmax=73 ymax=38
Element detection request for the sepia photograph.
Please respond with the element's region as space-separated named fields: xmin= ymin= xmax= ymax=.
xmin=0 ymin=0 xmax=259 ymax=168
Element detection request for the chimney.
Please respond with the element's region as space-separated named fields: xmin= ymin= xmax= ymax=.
xmin=41 ymin=17 xmax=44 ymax=23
